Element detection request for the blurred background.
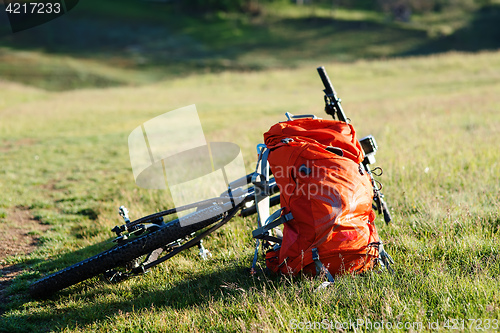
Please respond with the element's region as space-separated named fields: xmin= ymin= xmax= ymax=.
xmin=0 ymin=0 xmax=499 ymax=90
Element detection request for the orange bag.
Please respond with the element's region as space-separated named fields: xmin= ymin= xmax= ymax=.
xmin=263 ymin=118 xmax=381 ymax=277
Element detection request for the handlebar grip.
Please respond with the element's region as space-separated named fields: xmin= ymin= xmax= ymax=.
xmin=317 ymin=66 xmax=337 ymax=96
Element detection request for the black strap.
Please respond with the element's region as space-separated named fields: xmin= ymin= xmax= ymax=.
xmin=252 ymin=211 xmax=293 ymax=242
xmin=312 ymin=248 xmax=335 ymax=283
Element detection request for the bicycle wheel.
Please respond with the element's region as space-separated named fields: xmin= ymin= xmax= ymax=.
xmin=29 ymin=204 xmax=226 ymax=299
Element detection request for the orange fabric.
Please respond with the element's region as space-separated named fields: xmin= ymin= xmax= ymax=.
xmin=264 ymin=118 xmax=380 ymax=277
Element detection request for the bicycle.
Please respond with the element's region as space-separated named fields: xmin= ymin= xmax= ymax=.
xmin=29 ymin=67 xmax=391 ymax=299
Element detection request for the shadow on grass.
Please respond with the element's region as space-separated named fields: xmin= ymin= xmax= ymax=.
xmin=0 ymin=238 xmax=112 ymax=325
xmin=28 ymin=237 xmax=115 ymax=278
xmin=3 ymin=259 xmax=281 ymax=331
xmin=403 ymin=4 xmax=500 ymax=56
xmin=2 ymin=3 xmax=499 ymax=91
xmin=0 ymin=12 xmax=428 ymax=64
xmin=1 ymin=2 xmax=499 ymax=62
xmin=248 ymin=16 xmax=428 ymax=62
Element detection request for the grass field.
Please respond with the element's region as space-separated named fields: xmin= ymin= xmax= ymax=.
xmin=0 ymin=47 xmax=499 ymax=331
xmin=1 ymin=0 xmax=500 ymax=90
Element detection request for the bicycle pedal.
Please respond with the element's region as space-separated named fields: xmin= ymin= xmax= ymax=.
xmin=199 ymin=248 xmax=212 ymax=260
xmin=104 ymin=270 xmax=129 ymax=284
xmin=197 ymin=240 xmax=212 ymax=260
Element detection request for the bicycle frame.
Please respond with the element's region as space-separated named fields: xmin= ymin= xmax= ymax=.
xmin=106 ymin=66 xmax=390 ymax=280
xmin=107 ymin=169 xmax=281 ymax=278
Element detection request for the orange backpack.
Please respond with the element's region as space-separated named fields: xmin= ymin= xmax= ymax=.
xmin=258 ymin=117 xmax=388 ymax=279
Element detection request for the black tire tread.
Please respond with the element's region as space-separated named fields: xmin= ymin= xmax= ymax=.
xmin=29 ymin=213 xmax=222 ymax=299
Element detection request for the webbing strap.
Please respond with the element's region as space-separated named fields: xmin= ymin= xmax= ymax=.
xmin=250 ymin=239 xmax=260 ymax=275
xmin=378 ymin=243 xmax=395 ymax=273
xmin=252 ymin=209 xmax=293 ymax=241
xmin=253 ymin=145 xmax=271 ymax=229
xmin=312 ymin=248 xmax=335 ymax=283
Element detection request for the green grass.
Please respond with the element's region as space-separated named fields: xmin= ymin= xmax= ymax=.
xmin=0 ymin=49 xmax=499 ymax=331
xmin=1 ymin=1 xmax=500 ymax=90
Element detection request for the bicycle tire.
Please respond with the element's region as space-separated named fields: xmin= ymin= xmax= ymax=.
xmin=29 ymin=205 xmax=225 ymax=299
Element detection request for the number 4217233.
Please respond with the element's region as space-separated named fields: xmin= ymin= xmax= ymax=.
xmin=5 ymin=2 xmax=62 ymax=14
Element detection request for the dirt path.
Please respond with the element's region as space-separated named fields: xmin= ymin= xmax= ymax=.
xmin=0 ymin=207 xmax=50 ymax=309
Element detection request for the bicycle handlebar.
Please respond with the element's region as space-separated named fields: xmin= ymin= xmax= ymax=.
xmin=318 ymin=66 xmax=391 ymax=223
xmin=317 ymin=66 xmax=337 ymax=96
xmin=317 ymin=66 xmax=347 ymax=123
